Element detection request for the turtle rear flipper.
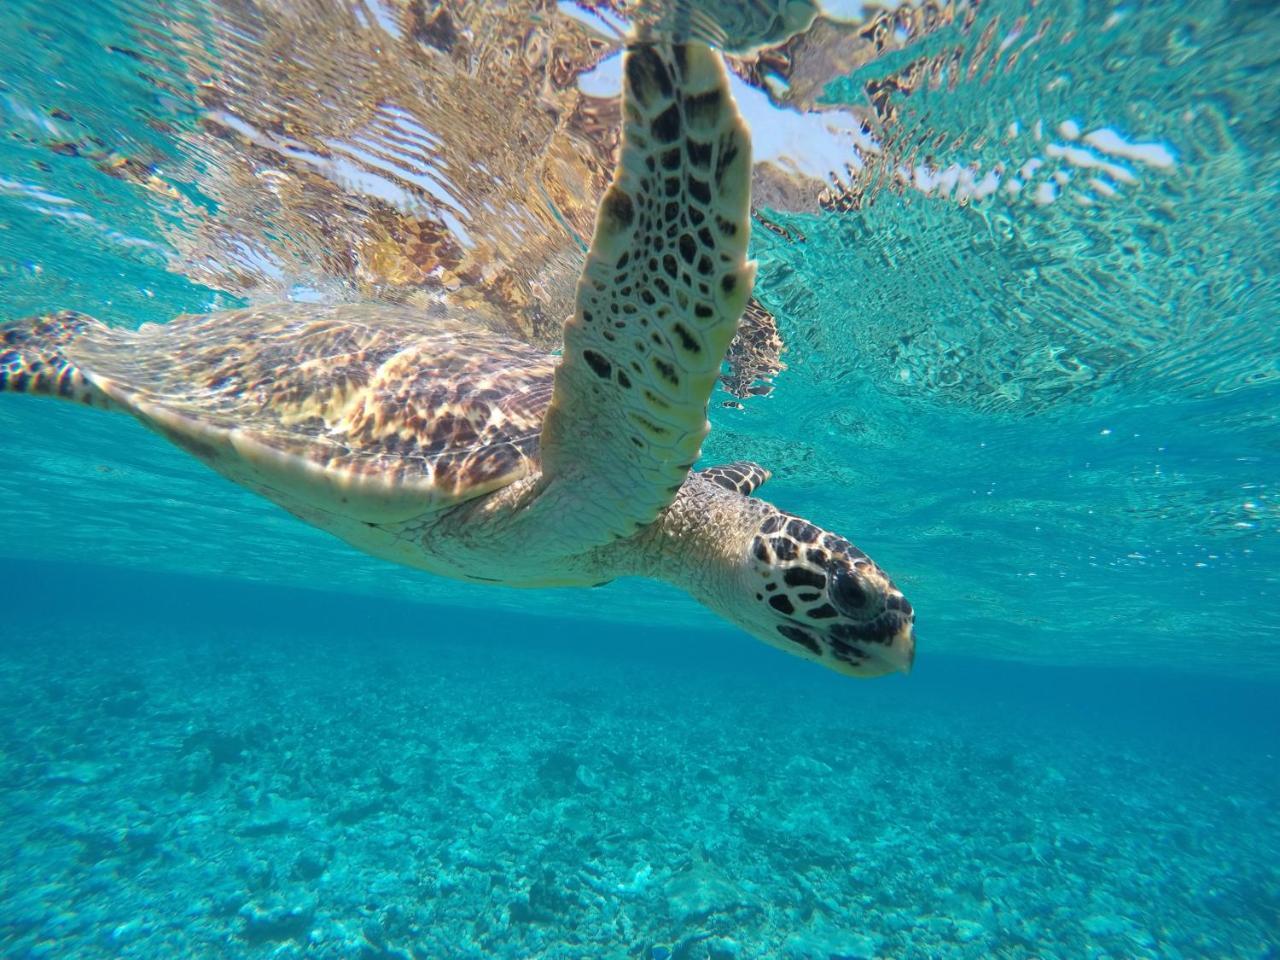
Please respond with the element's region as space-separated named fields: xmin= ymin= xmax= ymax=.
xmin=52 ymin=303 xmax=553 ymax=523
xmin=0 ymin=312 xmax=115 ymax=409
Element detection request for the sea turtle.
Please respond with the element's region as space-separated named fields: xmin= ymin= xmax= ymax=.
xmin=1 ymin=40 xmax=915 ymax=677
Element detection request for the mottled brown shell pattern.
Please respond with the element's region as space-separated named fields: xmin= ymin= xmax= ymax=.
xmin=64 ymin=302 xmax=556 ymax=521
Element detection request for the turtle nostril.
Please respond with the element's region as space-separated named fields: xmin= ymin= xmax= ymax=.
xmin=831 ymin=567 xmax=867 ymax=612
xmin=886 ymin=593 xmax=913 ymax=617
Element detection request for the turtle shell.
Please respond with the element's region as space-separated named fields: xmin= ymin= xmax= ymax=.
xmin=66 ymin=302 xmax=555 ymax=522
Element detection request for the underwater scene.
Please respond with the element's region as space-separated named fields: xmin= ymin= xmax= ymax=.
xmin=0 ymin=1 xmax=1277 ymax=958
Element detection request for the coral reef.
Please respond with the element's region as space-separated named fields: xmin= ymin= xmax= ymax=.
xmin=0 ymin=620 xmax=1276 ymax=959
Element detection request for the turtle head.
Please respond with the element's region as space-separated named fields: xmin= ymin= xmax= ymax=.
xmin=739 ymin=511 xmax=916 ymax=678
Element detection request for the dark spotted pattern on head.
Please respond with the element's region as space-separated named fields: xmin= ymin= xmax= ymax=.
xmin=783 ymin=567 xmax=825 ymax=589
xmin=746 ymin=506 xmax=916 ymax=678
xmin=777 ymin=624 xmax=821 ymax=655
xmin=770 ymin=537 xmax=797 ymax=561
xmin=768 ymin=594 xmax=795 ymax=615
xmin=760 ymin=514 xmax=785 ymax=535
xmin=785 ymin=518 xmax=820 ymax=542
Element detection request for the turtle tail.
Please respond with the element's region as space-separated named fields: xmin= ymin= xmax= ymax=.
xmin=0 ymin=311 xmax=115 ymax=409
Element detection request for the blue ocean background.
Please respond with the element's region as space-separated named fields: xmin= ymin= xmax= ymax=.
xmin=1 ymin=1 xmax=1278 ymax=958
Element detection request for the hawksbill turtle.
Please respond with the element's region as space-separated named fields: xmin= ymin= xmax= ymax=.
xmin=1 ymin=40 xmax=915 ymax=677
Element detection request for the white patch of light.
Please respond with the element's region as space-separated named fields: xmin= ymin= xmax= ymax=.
xmin=999 ymin=22 xmax=1025 ymax=54
xmin=1044 ymin=142 xmax=1136 ymax=184
xmin=331 ymin=136 xmax=463 ymax=213
xmin=288 ymin=284 xmax=329 ymax=303
xmin=577 ymin=52 xmax=880 ymax=180
xmin=377 ymin=105 xmax=444 ymax=152
xmin=927 ymin=164 xmax=960 ymax=197
xmin=0 ymin=176 xmax=76 ymax=206
xmin=1 ymin=95 xmax=65 ymax=135
xmin=23 ymin=203 xmax=164 ymax=252
xmin=28 ymin=205 xmax=94 ymax=224
xmin=821 ymin=0 xmax=923 ymax=18
xmin=818 ymin=0 xmax=860 ymax=15
xmin=1033 ymin=181 xmax=1059 ymax=206
xmin=2 ymin=176 xmax=163 ymax=249
xmin=911 ymin=162 xmax=1001 ymax=202
xmin=105 ymin=231 xmax=166 ymax=252
xmin=322 ymin=150 xmax=428 ymax=209
xmin=207 ymin=109 xmax=274 ymax=148
xmin=361 ymin=0 xmax=403 ymax=40
xmin=1089 ymin=177 xmax=1118 ymax=198
xmin=208 ymin=108 xmax=472 ymax=247
xmin=761 ymin=71 xmax=792 ymax=100
xmin=1102 ymin=9 xmax=1128 ymax=30
xmin=557 ymin=1 xmax=627 ymax=40
xmin=214 ymin=242 xmax=354 ymax=306
xmin=304 ymin=151 xmax=404 ymax=206
xmin=578 ymin=51 xmax=622 ymax=98
xmin=229 ymin=240 xmax=286 ymax=281
xmin=969 ymin=167 xmax=1002 ymax=199
xmin=439 ymin=210 xmax=472 ymax=249
xmin=578 ymin=49 xmax=1175 ymax=214
xmin=1083 ymin=127 xmax=1176 ymax=169
xmin=728 ymin=73 xmax=878 ymax=178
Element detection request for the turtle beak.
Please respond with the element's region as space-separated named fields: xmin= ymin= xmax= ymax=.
xmin=834 ymin=624 xmax=915 ymax=679
xmin=877 ymin=622 xmax=916 ymax=676
xmin=897 ymin=625 xmax=917 ymax=675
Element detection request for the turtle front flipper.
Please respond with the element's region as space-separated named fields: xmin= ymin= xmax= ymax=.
xmin=0 ymin=312 xmax=115 ymax=409
xmin=539 ymin=40 xmax=754 ymax=544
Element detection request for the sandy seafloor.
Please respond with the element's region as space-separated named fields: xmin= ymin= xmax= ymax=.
xmin=0 ymin=561 xmax=1276 ymax=960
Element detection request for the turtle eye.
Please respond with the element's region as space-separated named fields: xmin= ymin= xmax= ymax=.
xmin=830 ymin=566 xmax=868 ymax=613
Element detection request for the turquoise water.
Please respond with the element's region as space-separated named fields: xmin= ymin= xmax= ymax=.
xmin=1 ymin=1 xmax=1278 ymax=958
